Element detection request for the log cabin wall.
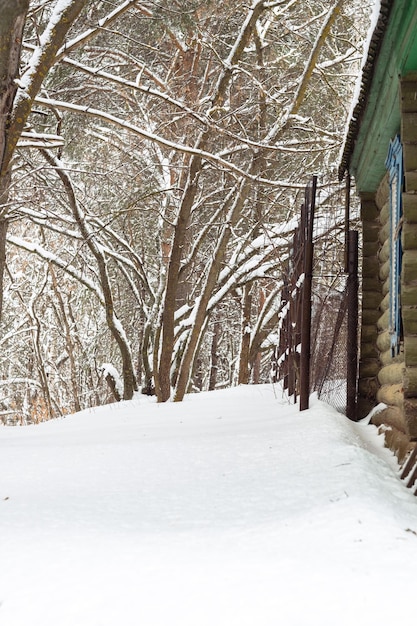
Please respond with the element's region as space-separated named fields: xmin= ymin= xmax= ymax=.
xmin=372 ymin=172 xmax=410 ymax=458
xmin=358 ymin=73 xmax=417 ymax=461
xmin=400 ymin=73 xmax=417 ymax=440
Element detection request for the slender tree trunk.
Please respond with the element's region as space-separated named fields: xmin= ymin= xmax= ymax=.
xmin=208 ymin=321 xmax=220 ymax=391
xmin=238 ymin=284 xmax=252 ymax=385
xmin=141 ymin=320 xmax=155 ymax=395
xmin=252 ymin=352 xmax=261 ymax=384
xmin=157 ymin=152 xmax=203 ymax=401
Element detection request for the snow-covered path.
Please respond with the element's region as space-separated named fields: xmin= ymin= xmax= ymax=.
xmin=1 ymin=384 xmax=417 ymax=625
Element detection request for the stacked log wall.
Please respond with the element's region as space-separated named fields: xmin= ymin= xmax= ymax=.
xmin=365 ymin=74 xmax=417 ymax=460
xmin=358 ymin=193 xmax=383 ymax=418
xmin=368 ymin=175 xmax=409 ymax=460
xmin=400 ymin=74 xmax=417 ymax=438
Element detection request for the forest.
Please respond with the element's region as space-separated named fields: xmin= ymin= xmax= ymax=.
xmin=0 ymin=0 xmax=372 ymax=422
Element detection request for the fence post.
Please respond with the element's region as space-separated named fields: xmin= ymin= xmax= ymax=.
xmin=344 ymin=174 xmax=351 ymax=273
xmin=300 ymin=175 xmax=317 ymax=411
xmin=346 ymin=230 xmax=359 ymax=420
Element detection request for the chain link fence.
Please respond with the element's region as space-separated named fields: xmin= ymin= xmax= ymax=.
xmin=310 ymin=275 xmax=349 ymax=413
xmin=274 ymin=179 xmax=359 ymax=417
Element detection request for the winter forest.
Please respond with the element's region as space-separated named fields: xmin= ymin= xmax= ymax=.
xmin=0 ymin=0 xmax=373 ymax=423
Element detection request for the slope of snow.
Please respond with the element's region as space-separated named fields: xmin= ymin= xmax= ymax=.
xmin=1 ymin=384 xmax=416 ymax=626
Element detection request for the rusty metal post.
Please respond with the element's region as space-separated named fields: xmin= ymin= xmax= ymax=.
xmin=289 ymin=225 xmax=302 ymax=402
xmin=300 ymin=176 xmax=317 ymax=411
xmin=294 ymin=222 xmax=304 ymax=402
xmin=344 ymin=174 xmax=351 ymax=273
xmin=287 ymin=292 xmax=296 ymax=398
xmin=278 ymin=272 xmax=290 ymax=389
xmin=346 ymin=230 xmax=359 ymax=420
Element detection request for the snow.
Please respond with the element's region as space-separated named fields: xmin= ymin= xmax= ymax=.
xmin=1 ymin=384 xmax=417 ymax=626
xmin=100 ymin=362 xmax=123 ymax=399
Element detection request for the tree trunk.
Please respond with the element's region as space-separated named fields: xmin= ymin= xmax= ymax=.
xmin=0 ymin=0 xmax=29 ymax=322
xmin=156 ymin=154 xmax=202 ymax=401
xmin=208 ymin=322 xmax=220 ymax=391
xmin=2 ymin=0 xmax=89 ymax=175
xmin=238 ymin=284 xmax=252 ymax=385
xmin=0 ymin=0 xmax=29 ymax=172
xmin=173 ymin=179 xmax=248 ymax=402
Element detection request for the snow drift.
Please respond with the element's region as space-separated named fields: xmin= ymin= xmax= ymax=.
xmin=1 ymin=384 xmax=417 ymax=626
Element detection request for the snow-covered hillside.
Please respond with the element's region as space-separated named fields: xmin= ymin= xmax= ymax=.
xmin=1 ymin=384 xmax=417 ymax=626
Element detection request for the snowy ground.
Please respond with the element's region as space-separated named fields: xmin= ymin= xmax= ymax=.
xmin=1 ymin=384 xmax=417 ymax=626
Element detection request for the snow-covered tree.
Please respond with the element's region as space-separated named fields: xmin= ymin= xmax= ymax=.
xmin=0 ymin=0 xmax=373 ymax=417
